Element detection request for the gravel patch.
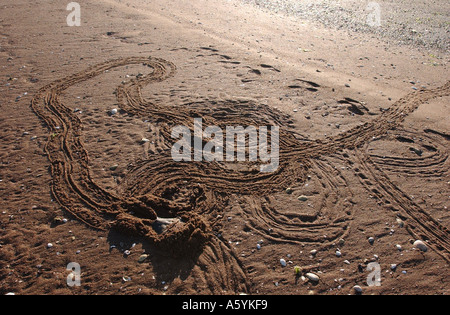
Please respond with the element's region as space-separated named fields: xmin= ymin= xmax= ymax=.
xmin=240 ymin=0 xmax=450 ymax=51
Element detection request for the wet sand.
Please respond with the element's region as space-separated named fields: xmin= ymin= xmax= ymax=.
xmin=0 ymin=0 xmax=449 ymax=295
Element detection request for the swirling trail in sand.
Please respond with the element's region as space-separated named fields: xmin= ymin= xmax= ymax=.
xmin=31 ymin=56 xmax=450 ymax=293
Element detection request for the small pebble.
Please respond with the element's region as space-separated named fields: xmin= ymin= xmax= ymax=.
xmin=109 ymin=165 xmax=119 ymax=171
xmin=396 ymin=244 xmax=403 ymax=251
xmin=280 ymin=259 xmax=287 ymax=267
xmin=47 ymin=243 xmax=53 ymax=249
xmin=413 ymin=240 xmax=428 ymax=252
xmin=368 ymin=237 xmax=375 ymax=245
xmin=138 ymin=254 xmax=149 ymax=263
xmin=353 ymin=285 xmax=363 ymax=294
xmin=122 ymin=276 xmax=131 ymax=282
xmin=305 ymin=273 xmax=320 ymax=283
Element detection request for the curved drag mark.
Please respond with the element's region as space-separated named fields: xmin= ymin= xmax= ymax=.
xmin=32 ymin=56 xmax=450 ymax=294
xmin=353 ymin=147 xmax=450 ymax=262
xmin=368 ymin=129 xmax=449 ymax=177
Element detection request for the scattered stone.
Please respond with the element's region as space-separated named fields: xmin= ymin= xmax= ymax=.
xmin=122 ymin=276 xmax=131 ymax=282
xmin=368 ymin=237 xmax=375 ymax=245
xmin=47 ymin=243 xmax=53 ymax=249
xmin=140 ymin=138 xmax=150 ymax=144
xmin=396 ymin=218 xmax=405 ymax=228
xmin=109 ymin=108 xmax=118 ymax=116
xmin=138 ymin=254 xmax=149 ymax=263
xmin=285 ymin=187 xmax=293 ymax=195
xmin=152 ymin=218 xmax=180 ymax=234
xmin=52 ymin=216 xmax=67 ymax=226
xmin=298 ymin=195 xmax=308 ymax=202
xmin=109 ymin=165 xmax=119 ymax=171
xmin=391 ymin=264 xmax=398 ymax=271
xmin=256 ymin=244 xmax=261 ymax=250
xmin=396 ymin=244 xmax=403 ymax=251
xmin=413 ymin=240 xmax=428 ymax=252
xmin=305 ymin=273 xmax=320 ymax=283
xmin=336 ymin=250 xmax=342 ymax=258
xmin=310 ymin=249 xmax=318 ymax=256
xmin=280 ymin=259 xmax=287 ymax=267
xmin=353 ymin=285 xmax=363 ymax=294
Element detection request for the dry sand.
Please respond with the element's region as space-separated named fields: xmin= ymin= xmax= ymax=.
xmin=0 ymin=0 xmax=449 ymax=295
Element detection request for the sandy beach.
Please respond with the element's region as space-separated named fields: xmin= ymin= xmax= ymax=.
xmin=0 ymin=0 xmax=449 ymax=295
